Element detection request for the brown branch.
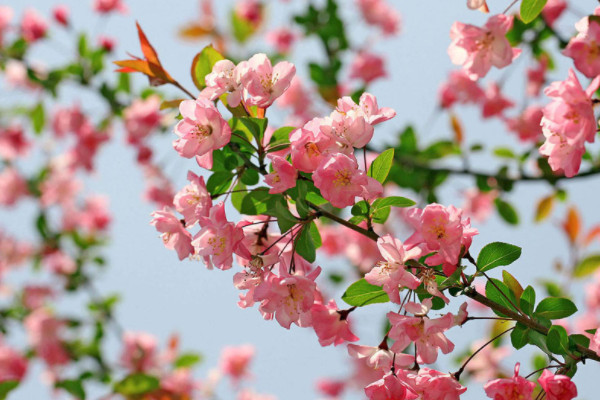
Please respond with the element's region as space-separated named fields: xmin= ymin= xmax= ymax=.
xmin=307 ymin=201 xmax=379 ymax=242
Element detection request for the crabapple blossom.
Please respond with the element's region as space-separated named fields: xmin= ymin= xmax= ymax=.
xmin=590 ymin=329 xmax=600 ymax=356
xmin=219 ymin=345 xmax=254 ymax=383
xmin=463 ymin=339 xmax=510 ymax=382
xmin=0 ymin=124 xmax=30 ymax=160
xmin=266 ymin=27 xmax=296 ymax=54
xmin=235 ymin=0 xmax=263 ymax=26
xmin=364 ymin=234 xmax=421 ymax=304
xmin=0 ymin=6 xmax=13 ymax=43
xmin=240 ymin=53 xmax=296 ymax=108
xmin=22 ymin=285 xmax=54 ymax=310
xmin=120 ymin=332 xmax=158 ymax=373
xmin=467 ymin=0 xmax=488 ymax=11
xmin=540 ymin=69 xmax=600 ymax=177
xmin=173 ymin=96 xmax=231 ymax=169
xmin=43 ymin=250 xmax=77 ymax=275
xmin=356 ymin=0 xmax=401 ymax=36
xmin=150 ymin=208 xmax=193 ymax=260
xmin=505 ymin=105 xmax=543 ymax=143
xmin=40 ymin=168 xmax=81 ymax=207
xmin=448 ymin=14 xmax=521 ymax=80
xmin=253 ymin=263 xmax=321 ymax=329
xmin=264 ymin=155 xmax=297 ymax=194
xmin=537 ymin=370 xmax=577 ymax=400
xmin=484 ymin=363 xmax=535 ymax=400
xmin=93 ymin=0 xmax=128 ymax=14
xmin=405 ymin=204 xmax=478 ymax=276
xmin=387 ymin=300 xmax=455 ymax=364
xmin=312 ymin=153 xmax=372 ymax=208
xmin=461 ymin=189 xmax=496 ymax=222
xmin=364 ymin=372 xmax=417 ymax=400
xmin=193 ymin=203 xmax=251 ymax=270
xmin=21 ymin=8 xmax=47 ymax=43
xmin=202 ymin=59 xmax=244 ymax=107
xmin=310 ymin=299 xmax=359 ymax=346
xmin=398 ymin=368 xmax=467 ymax=400
xmin=0 ymin=168 xmax=28 ymax=206
xmin=98 ymin=35 xmax=115 ymax=52
xmin=316 ymin=378 xmax=345 ymax=397
xmin=52 ymin=5 xmax=69 ymax=26
xmin=347 ymin=344 xmax=414 ymax=371
xmin=336 ymin=93 xmax=396 ymax=126
xmin=52 ymin=104 xmax=85 ymax=138
xmin=527 ymin=57 xmax=548 ymax=97
xmin=24 ymin=309 xmax=70 ymax=367
xmin=289 ymin=118 xmax=338 ymax=173
xmin=74 ymin=195 xmax=112 ymax=234
xmin=563 ymin=13 xmax=600 ymax=78
xmin=439 ymin=70 xmax=484 ymax=108
xmin=160 ymin=369 xmax=198 ymax=396
xmin=173 ymin=171 xmax=212 ymax=227
xmin=542 ymin=0 xmax=567 ymax=27
xmin=0 ymin=339 xmax=27 ymax=382
xmin=123 ymin=95 xmax=162 ymax=144
xmin=349 ymin=51 xmax=387 ymax=84
xmin=481 ymin=83 xmax=514 ymax=118
xmin=321 ymin=109 xmax=374 ymax=149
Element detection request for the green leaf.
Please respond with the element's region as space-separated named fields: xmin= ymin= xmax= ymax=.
xmin=341 ymin=278 xmax=390 ymax=307
xmin=520 ymin=0 xmax=548 ymax=24
xmin=574 ymin=254 xmax=600 ymax=278
xmin=368 ymin=149 xmax=395 ymax=184
xmin=30 ymin=102 xmax=45 ymax=134
xmin=114 ymin=374 xmax=159 ymax=396
xmin=495 ymin=198 xmax=519 ymax=225
xmin=493 ymin=147 xmax=516 ymax=159
xmin=231 ymin=181 xmax=246 ymax=213
xmin=190 ymin=45 xmax=224 ymax=91
xmin=55 ymin=380 xmax=86 ymax=399
xmin=351 ymin=200 xmax=369 ymax=216
xmin=295 ymin=224 xmax=316 ymax=263
xmin=534 ymin=297 xmax=577 ymax=320
xmin=547 ymin=325 xmax=569 ymax=355
xmin=305 ymin=191 xmax=328 ymax=205
xmin=240 ymin=168 xmax=259 ymax=186
xmin=240 ymin=189 xmax=272 ymax=215
xmin=372 ymin=196 xmax=416 ymax=210
xmin=511 ymin=323 xmax=529 ymax=350
xmin=231 ymin=10 xmax=257 ymax=42
xmin=485 ymin=278 xmax=519 ymax=317
xmin=502 ymin=270 xmax=524 ymax=300
xmin=274 ymin=200 xmax=297 ymax=233
xmin=309 ymin=221 xmax=322 ymax=249
xmin=520 ymin=286 xmax=536 ymax=316
xmin=477 ymin=242 xmax=522 ymax=273
xmin=372 ymin=206 xmax=391 ymax=224
xmin=206 ymin=171 xmax=233 ymax=196
xmin=0 ymin=381 xmax=19 ymax=400
xmin=528 ymin=329 xmax=553 ymax=356
xmin=174 ymin=352 xmax=203 ymax=368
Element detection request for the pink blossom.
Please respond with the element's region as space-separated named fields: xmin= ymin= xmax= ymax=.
xmin=43 ymin=250 xmax=77 ymax=275
xmin=343 ymin=221 xmax=384 ymax=272
xmin=537 ymin=370 xmax=577 ymax=400
xmin=505 ymin=106 xmax=544 ymax=143
xmin=173 ymin=170 xmax=212 ymax=227
xmin=21 ymin=8 xmax=47 ymax=43
xmin=120 ymin=332 xmax=158 ymax=373
xmin=277 ymin=76 xmax=315 ymax=122
xmin=481 ymin=83 xmax=514 ymax=118
xmin=347 ymin=344 xmax=414 ymax=371
xmin=316 ymin=378 xmax=345 ymax=397
xmin=219 ymin=344 xmax=254 ymax=383
xmin=0 ymin=124 xmax=30 ymax=160
xmin=527 ymin=57 xmax=548 ymax=97
xmin=4 ymin=60 xmax=39 ymax=90
xmin=266 ymin=27 xmax=296 ymax=54
xmin=193 ymin=203 xmax=251 ymax=270
xmin=448 ymin=14 xmax=521 ymax=80
xmin=398 ymin=368 xmax=467 ymax=400
xmin=23 ymin=285 xmax=54 ymax=310
xmin=462 ymin=189 xmax=496 ymax=222
xmin=173 ymin=97 xmax=231 ymax=169
xmin=0 ymin=231 xmax=33 ymax=271
xmin=24 ymin=309 xmax=70 ymax=367
xmin=405 ymin=204 xmax=478 ymax=275
xmin=387 ymin=300 xmax=455 ymax=364
xmin=0 ymin=168 xmax=28 ymax=206
xmin=241 ymin=53 xmax=296 ymax=108
xmin=254 ymin=264 xmax=321 ymax=329
xmin=52 ymin=5 xmax=69 ymax=26
xmin=98 ymin=35 xmax=115 ymax=52
xmin=540 ymin=69 xmax=600 ymax=177
xmin=590 ymin=329 xmax=600 ymax=356
xmin=321 ymin=109 xmax=374 ymax=149
xmin=52 ymin=104 xmax=85 ymax=138
xmin=349 ymin=51 xmax=387 ymax=84
xmin=464 ymin=339 xmax=510 ymax=382
xmin=364 ymin=372 xmax=417 ymax=400
xmin=467 ymin=0 xmax=488 ymax=11
xmin=202 ymin=59 xmax=244 ymax=107
xmin=339 ymin=92 xmax=396 ymax=126
xmin=264 ymin=155 xmax=297 ymax=194
xmin=235 ymin=0 xmax=263 ymax=26
xmin=0 ymin=338 xmax=27 ymax=382
xmin=484 ymin=363 xmax=535 ymax=400
xmin=365 ymin=235 xmax=421 ymax=303
xmin=313 ymin=153 xmax=372 ymax=208
xmin=289 ymin=118 xmax=338 ymax=173
xmin=542 ymin=0 xmax=567 ymax=28
xmin=123 ymin=95 xmax=162 ymax=145
xmin=150 ymin=208 xmax=193 ymax=261
xmin=0 ymin=6 xmax=13 ymax=44
xmin=356 ymin=0 xmax=401 ymax=36
xmin=237 ymin=389 xmax=276 ymax=400
xmin=161 ymin=369 xmax=198 ymax=396
xmin=40 ymin=168 xmax=81 ymax=207
xmin=77 ymin=195 xmax=111 ymax=233
xmin=439 ymin=70 xmax=484 ymax=108
xmin=93 ymin=0 xmax=128 ymax=14
xmin=563 ymin=14 xmax=600 ymax=78
xmin=310 ymin=299 xmax=359 ymax=346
